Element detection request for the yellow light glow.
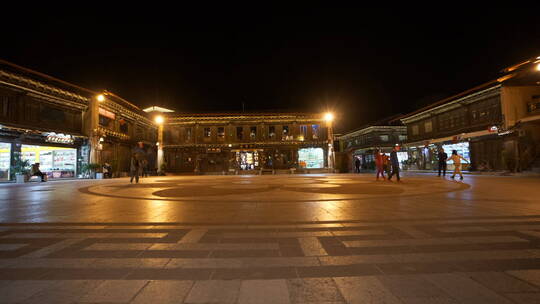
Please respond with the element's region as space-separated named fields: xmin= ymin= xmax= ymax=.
xmin=97 ymin=94 xmax=105 ymax=102
xmin=324 ymin=112 xmax=334 ymax=122
xmin=154 ymin=115 xmax=164 ymax=124
xmin=536 ymin=63 xmax=540 ymax=71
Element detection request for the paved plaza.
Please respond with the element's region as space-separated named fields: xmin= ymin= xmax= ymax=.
xmin=1 ymin=173 xmax=540 ymax=303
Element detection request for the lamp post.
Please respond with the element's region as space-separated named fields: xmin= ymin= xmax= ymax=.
xmin=155 ymin=115 xmax=165 ymax=175
xmin=324 ymin=112 xmax=335 ymax=171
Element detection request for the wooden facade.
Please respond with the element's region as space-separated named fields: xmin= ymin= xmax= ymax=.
xmin=161 ymin=113 xmax=331 ymax=173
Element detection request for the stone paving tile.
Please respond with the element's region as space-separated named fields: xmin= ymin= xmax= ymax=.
xmin=40 ymin=268 xmax=132 ymax=280
xmin=343 ymin=236 xmax=528 ymax=248
xmin=465 ymin=271 xmax=540 ymax=293
xmin=130 ymin=280 xmax=193 ymax=304
xmin=3 ymin=258 xmax=98 ymax=268
xmin=377 ymin=275 xmax=450 ymax=298
xmin=212 ymin=266 xmax=298 ymax=280
xmin=178 ymin=229 xmax=208 ymax=243
xmin=297 ymin=264 xmax=381 ymax=278
xmin=184 ymin=280 xmax=241 ymax=304
xmin=0 ymin=244 xmax=26 ymax=250
xmin=78 ymin=280 xmax=148 ymax=303
xmin=126 ymin=268 xmax=213 ymax=280
xmin=507 ymin=269 xmax=540 ymax=287
xmin=287 ymin=278 xmax=345 ymax=303
xmin=89 ymin=258 xmax=170 ymax=268
xmin=20 ymin=280 xmax=103 ymax=304
xmin=423 ymin=273 xmax=514 ymax=304
xmin=398 ymin=297 xmax=458 ymax=304
xmin=333 ymin=276 xmax=402 ymax=304
xmin=83 ymin=243 xmax=152 ymax=250
xmin=238 ymin=279 xmax=290 ymax=304
xmin=149 ymin=242 xmax=279 ymax=250
xmin=0 ymin=280 xmax=57 ymax=303
xmin=503 ymin=292 xmax=540 ymax=304
xmin=298 ymin=237 xmax=328 ymax=256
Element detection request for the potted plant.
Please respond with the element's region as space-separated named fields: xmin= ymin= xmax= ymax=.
xmin=81 ymin=163 xmax=101 ymax=179
xmin=11 ymin=152 xmax=30 ymax=183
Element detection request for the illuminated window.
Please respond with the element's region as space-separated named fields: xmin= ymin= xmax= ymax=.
xmin=269 ymin=126 xmax=276 ymax=139
xmin=312 ymin=125 xmax=319 ymax=139
xmin=250 ymin=127 xmax=257 ymax=139
xmin=204 ymin=127 xmax=211 ymax=137
xmin=218 ymin=127 xmax=225 ymax=140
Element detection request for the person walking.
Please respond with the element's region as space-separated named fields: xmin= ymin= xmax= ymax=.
xmin=437 ymin=148 xmax=448 ymax=177
xmin=354 ymin=157 xmax=361 ymax=173
xmin=387 ymin=146 xmax=401 ymax=182
xmin=447 ymin=150 xmax=469 ymax=180
xmin=383 ymin=154 xmax=391 ymax=176
xmin=130 ymin=153 xmax=142 ymax=184
xmin=374 ymin=150 xmax=385 ymax=180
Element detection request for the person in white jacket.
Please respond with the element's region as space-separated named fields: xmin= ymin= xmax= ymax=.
xmin=447 ymin=150 xmax=469 ymax=180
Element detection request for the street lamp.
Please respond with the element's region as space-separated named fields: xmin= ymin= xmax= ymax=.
xmin=155 ymin=115 xmax=165 ymax=175
xmin=323 ymin=112 xmax=335 ymax=171
xmin=324 ymin=112 xmax=334 ymax=122
xmin=536 ymin=63 xmax=540 ymax=71
xmin=96 ymin=94 xmax=105 ymax=102
xmin=154 ymin=115 xmax=164 ymax=124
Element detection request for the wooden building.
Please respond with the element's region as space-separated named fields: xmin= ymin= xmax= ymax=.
xmin=160 ymin=113 xmax=334 ymax=174
xmin=337 ymin=116 xmax=407 ymax=172
xmin=0 ymin=59 xmax=158 ymax=180
xmin=400 ymin=56 xmax=540 ymax=172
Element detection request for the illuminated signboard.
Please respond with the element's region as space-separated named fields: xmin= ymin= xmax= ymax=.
xmin=99 ymin=108 xmax=116 ymax=120
xmin=45 ymin=132 xmax=74 ymax=144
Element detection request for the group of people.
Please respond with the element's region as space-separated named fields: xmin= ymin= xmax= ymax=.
xmin=354 ymin=146 xmax=469 ymax=181
xmin=436 ymin=148 xmax=469 ymax=180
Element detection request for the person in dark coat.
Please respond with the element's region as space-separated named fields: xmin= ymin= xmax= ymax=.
xmin=130 ymin=153 xmax=142 ymax=184
xmin=387 ymin=146 xmax=401 ymax=182
xmin=354 ymin=158 xmax=360 ymax=173
xmin=437 ymin=148 xmax=448 ymax=177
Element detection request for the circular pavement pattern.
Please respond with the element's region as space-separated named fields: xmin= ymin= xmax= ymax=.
xmin=79 ymin=175 xmax=470 ymax=202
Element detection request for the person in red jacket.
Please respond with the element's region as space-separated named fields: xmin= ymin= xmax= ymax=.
xmin=374 ymin=149 xmax=385 ymax=180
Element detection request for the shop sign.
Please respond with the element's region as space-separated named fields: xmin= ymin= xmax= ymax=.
xmin=99 ymin=108 xmax=116 ymax=120
xmin=45 ymin=132 xmax=74 ymax=144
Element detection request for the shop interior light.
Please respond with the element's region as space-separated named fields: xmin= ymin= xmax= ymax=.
xmin=536 ymin=63 xmax=540 ymax=71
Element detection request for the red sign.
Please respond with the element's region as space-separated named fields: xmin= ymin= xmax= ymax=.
xmin=488 ymin=125 xmax=498 ymax=133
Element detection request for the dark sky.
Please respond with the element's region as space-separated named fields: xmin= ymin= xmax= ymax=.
xmin=2 ymin=7 xmax=539 ymax=132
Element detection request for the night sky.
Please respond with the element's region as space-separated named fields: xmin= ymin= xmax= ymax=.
xmin=2 ymin=7 xmax=539 ymax=132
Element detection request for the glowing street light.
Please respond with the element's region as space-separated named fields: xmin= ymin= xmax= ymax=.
xmin=536 ymin=63 xmax=540 ymax=71
xmin=154 ymin=115 xmax=164 ymax=124
xmin=96 ymin=94 xmax=105 ymax=102
xmin=324 ymin=112 xmax=334 ymax=122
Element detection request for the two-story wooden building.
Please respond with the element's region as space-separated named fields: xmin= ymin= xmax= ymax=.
xmin=160 ymin=112 xmax=333 ymax=174
xmin=400 ymin=56 xmax=540 ymax=172
xmin=0 ymin=59 xmax=158 ymax=180
xmin=337 ymin=116 xmax=407 ymax=172
xmin=0 ymin=59 xmax=91 ymax=181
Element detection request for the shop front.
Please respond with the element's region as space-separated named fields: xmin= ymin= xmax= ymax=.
xmin=298 ymin=147 xmax=324 ymax=169
xmin=20 ymin=145 xmax=78 ymax=179
xmin=0 ymin=142 xmax=10 ymax=181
